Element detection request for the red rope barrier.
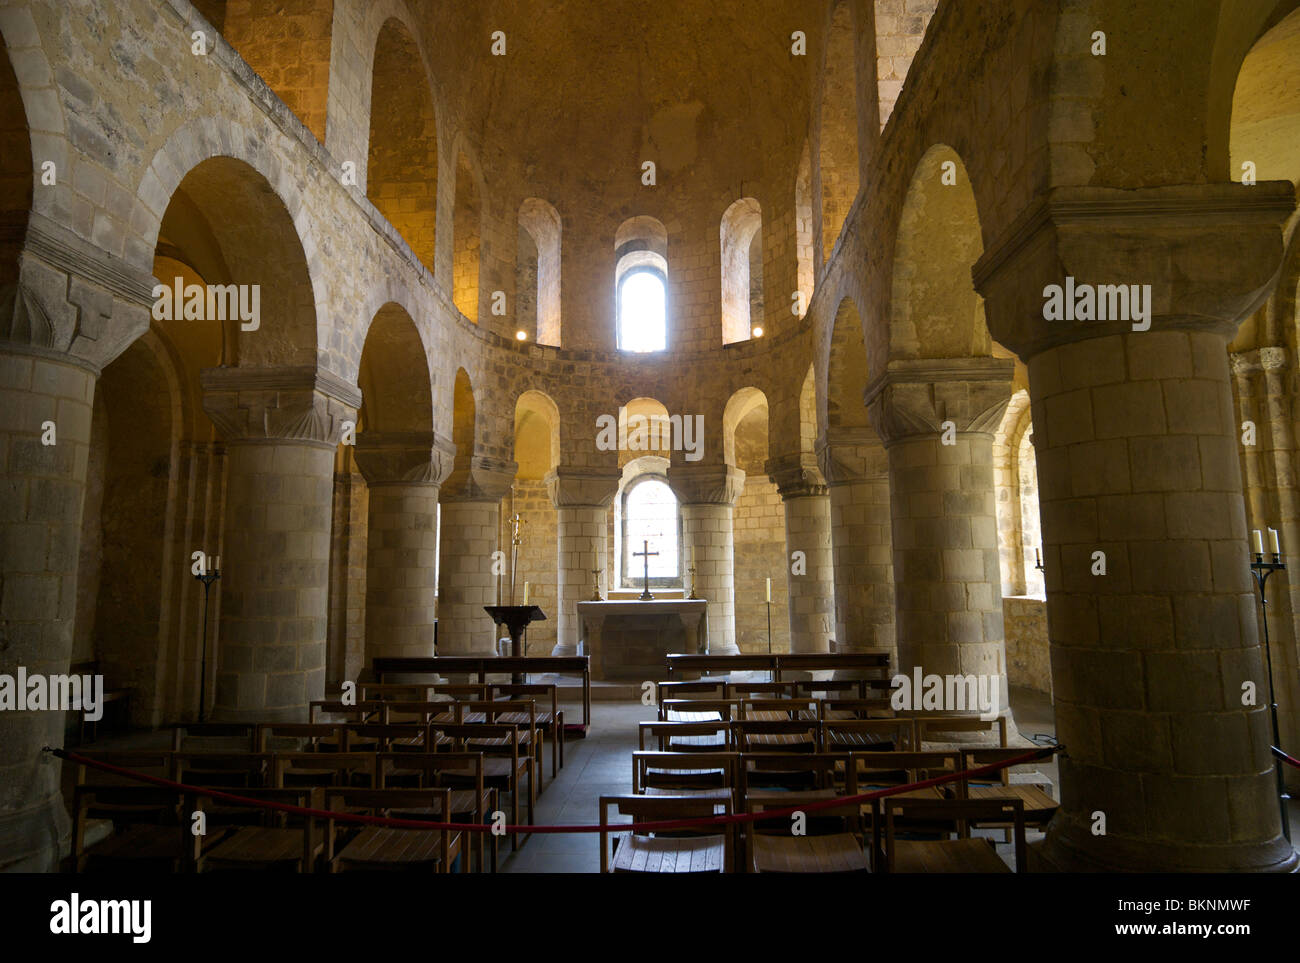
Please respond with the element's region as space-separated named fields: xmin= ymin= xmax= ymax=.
xmin=48 ymin=744 xmax=1059 ymax=835
xmin=1271 ymin=746 xmax=1300 ymax=770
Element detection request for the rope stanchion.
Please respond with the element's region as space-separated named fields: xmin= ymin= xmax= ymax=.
xmin=46 ymin=743 xmax=1062 ymax=835
xmin=1271 ymin=745 xmax=1300 ymax=770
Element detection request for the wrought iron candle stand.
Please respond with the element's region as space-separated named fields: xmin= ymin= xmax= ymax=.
xmin=1250 ymin=549 xmax=1292 ymax=842
xmin=194 ymin=561 xmax=221 ymax=723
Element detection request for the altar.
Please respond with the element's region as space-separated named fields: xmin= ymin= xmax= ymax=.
xmin=575 ymin=599 xmax=709 ymax=680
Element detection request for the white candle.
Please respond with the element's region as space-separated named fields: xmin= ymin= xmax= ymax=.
xmin=523 ymin=581 xmax=530 ymax=605
xmin=766 ymin=578 xmax=771 ymax=603
xmin=1253 ymin=530 xmax=1264 ymax=554
xmin=1269 ymin=527 xmax=1281 ymax=555
xmin=213 ymin=556 xmax=219 ymax=573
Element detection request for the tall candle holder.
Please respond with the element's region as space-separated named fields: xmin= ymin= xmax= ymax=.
xmin=590 ymin=567 xmax=604 ymax=601
xmin=1250 ymin=541 xmax=1291 ymax=842
xmin=194 ymin=558 xmax=221 ymax=723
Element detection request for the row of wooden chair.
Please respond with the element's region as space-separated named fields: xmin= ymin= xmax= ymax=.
xmin=73 ymin=783 xmax=488 ymax=873
xmin=649 ymin=710 xmax=1010 ymax=751
xmin=657 ymin=679 xmax=894 ymax=705
xmin=603 ymin=749 xmax=1044 ymax=873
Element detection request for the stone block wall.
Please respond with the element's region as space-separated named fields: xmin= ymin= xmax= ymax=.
xmin=1003 ymin=594 xmax=1050 ymax=697
xmin=733 ymin=474 xmax=790 ymax=653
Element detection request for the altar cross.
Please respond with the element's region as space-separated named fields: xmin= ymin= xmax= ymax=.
xmin=633 ymin=539 xmax=658 ymax=601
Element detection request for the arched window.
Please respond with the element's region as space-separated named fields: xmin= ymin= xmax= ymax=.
xmin=720 ymin=197 xmax=763 ymax=344
xmin=621 ymin=476 xmax=681 ymax=586
xmin=615 ymin=215 xmax=669 ymax=352
xmin=618 ymin=268 xmax=667 ymax=352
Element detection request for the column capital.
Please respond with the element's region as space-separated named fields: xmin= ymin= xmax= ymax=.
xmin=864 ymin=358 xmax=1014 ymax=446
xmin=353 ymin=430 xmax=456 ymax=487
xmin=972 ymin=182 xmax=1296 ymax=361
xmin=200 ymin=365 xmax=361 ymax=448
xmin=815 ymin=428 xmax=889 ymax=486
xmin=667 ymin=463 xmax=746 ymax=505
xmin=765 ymin=452 xmax=827 ymax=499
xmin=545 ymin=466 xmax=621 ymax=508
xmin=440 ymin=455 xmax=516 ymax=502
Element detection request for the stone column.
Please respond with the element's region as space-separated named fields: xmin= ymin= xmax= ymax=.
xmin=436 ymin=457 xmax=515 ymax=656
xmin=973 ymin=182 xmax=1298 ymax=872
xmin=867 ymin=359 xmax=1015 ymax=714
xmin=201 ymin=367 xmax=358 ymax=723
xmin=546 ymin=466 xmax=619 ymax=657
xmin=817 ymin=430 xmax=897 ymax=661
xmin=353 ymin=431 xmax=455 ymax=667
xmin=0 ymin=338 xmax=97 ymax=870
xmin=768 ymin=454 xmax=834 ymax=654
xmin=669 ymin=464 xmax=745 ymax=655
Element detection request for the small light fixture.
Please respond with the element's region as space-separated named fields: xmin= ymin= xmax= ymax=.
xmin=515 ymin=330 xmax=527 ymax=341
xmin=751 ymin=326 xmax=764 ymax=338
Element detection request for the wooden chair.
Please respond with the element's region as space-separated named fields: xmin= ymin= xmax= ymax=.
xmin=307 ymin=700 xmax=384 ymax=724
xmin=169 ymin=723 xmax=257 ymax=753
xmin=72 ymin=750 xmax=177 ymax=822
xmin=171 ymin=751 xmax=271 ymax=790
xmin=659 ymin=697 xmax=743 ymax=722
xmin=958 ymin=747 xmax=1059 ymax=829
xmin=638 ymin=719 xmax=731 ymax=753
xmin=883 ymin=797 xmax=1026 ymax=873
xmin=340 ymin=722 xmax=432 ymax=753
xmin=356 ymin=683 xmax=438 ymax=702
xmin=728 ymin=681 xmax=798 ymax=700
xmin=491 ymin=684 xmax=565 ymax=776
xmin=731 ymin=718 xmax=820 ymax=755
xmin=656 ymin=681 xmax=727 ymax=707
xmin=255 ymin=722 xmax=346 ymax=753
xmin=816 ymin=697 xmax=895 ymax=721
xmin=324 ymin=788 xmax=461 ymax=873
xmin=431 ymin=722 xmax=534 ymax=851
xmin=819 ymin=718 xmax=914 ymax=753
xmin=632 ymin=751 xmax=738 ymax=797
xmin=453 ymin=698 xmax=544 ymax=791
xmin=72 ymin=785 xmax=203 ymax=873
xmin=743 ymin=753 xmax=868 ymax=874
xmin=793 ymin=679 xmax=866 ymax=700
xmin=852 ymin=750 xmax=963 ymax=867
xmin=737 ymin=698 xmax=819 ymax=720
xmin=914 ymin=714 xmax=1008 ymax=747
xmin=197 ymin=787 xmax=324 ymax=873
xmin=272 ymin=751 xmax=376 ymax=789
xmin=378 ymin=751 xmax=499 ymax=872
xmin=599 ymin=795 xmax=734 ymax=873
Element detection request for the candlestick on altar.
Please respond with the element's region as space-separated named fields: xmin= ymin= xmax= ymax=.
xmin=590 ymin=567 xmax=604 ymax=601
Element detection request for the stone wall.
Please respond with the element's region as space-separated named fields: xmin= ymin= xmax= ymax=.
xmin=1003 ymin=594 xmax=1050 ymax=697
xmin=733 ymin=475 xmax=791 ymax=653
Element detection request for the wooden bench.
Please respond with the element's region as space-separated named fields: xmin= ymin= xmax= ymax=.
xmin=431 ymin=722 xmax=534 ymax=851
xmin=664 ymin=652 xmax=891 ymax=681
xmin=638 ymin=720 xmax=732 ymax=753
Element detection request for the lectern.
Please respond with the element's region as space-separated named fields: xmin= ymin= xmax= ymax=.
xmin=484 ymin=605 xmax=547 ymax=683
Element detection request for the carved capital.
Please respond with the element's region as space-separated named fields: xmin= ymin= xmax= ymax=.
xmin=545 ymin=466 xmax=621 ymax=508
xmin=441 ymin=455 xmax=517 ymax=502
xmin=864 ymin=358 xmax=1014 ymax=446
xmin=200 ymin=365 xmax=362 ymax=448
xmin=353 ymin=430 xmax=456 ymax=487
xmin=814 ymin=428 xmax=889 ymax=485
xmin=668 ymin=463 xmax=746 ymax=505
xmin=972 ymin=183 xmax=1296 ymax=360
xmin=765 ymin=452 xmax=828 ymax=499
